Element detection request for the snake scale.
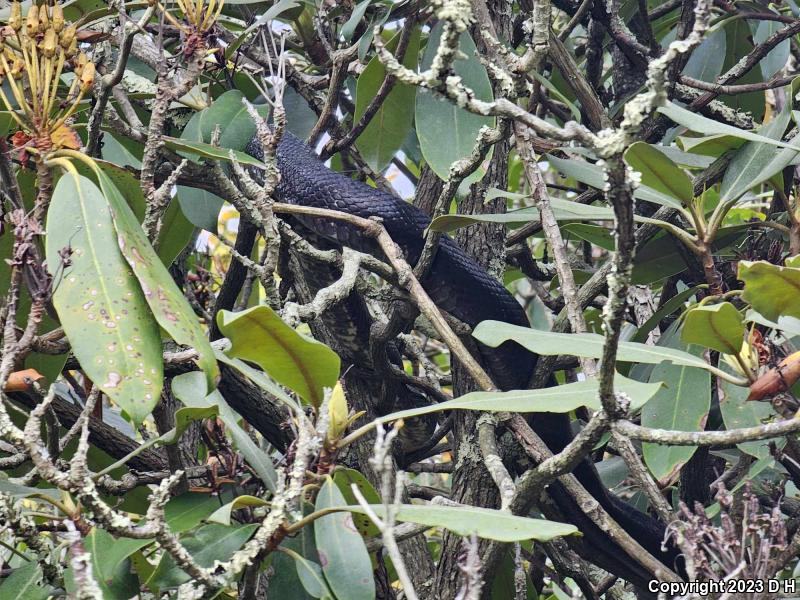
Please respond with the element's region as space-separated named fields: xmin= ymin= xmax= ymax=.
xmin=246 ymin=132 xmax=682 ymax=589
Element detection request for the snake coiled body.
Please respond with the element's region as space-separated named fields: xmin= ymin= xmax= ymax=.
xmin=247 ymin=133 xmax=681 ymax=588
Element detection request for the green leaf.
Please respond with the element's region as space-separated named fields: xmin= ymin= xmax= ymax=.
xmin=0 ymin=562 xmax=52 ymax=600
xmin=720 ymin=19 xmax=764 ymax=121
xmin=341 ymin=0 xmax=372 ymax=40
xmin=624 ymin=142 xmax=694 ymax=204
xmin=415 ymin=22 xmax=494 ymax=182
xmin=176 ymin=186 xmax=224 ymax=232
xmin=683 ymin=27 xmax=726 ymax=82
xmin=429 ymin=194 xmax=649 ymax=233
xmin=100 ymin=133 xmax=142 ymax=169
xmin=0 ymin=480 xmax=60 ymax=501
xmin=163 ymin=136 xmax=264 ymax=167
xmin=342 ymin=504 xmax=578 ymax=542
xmin=156 ymin=198 xmax=195 ymax=266
xmin=0 ymin=112 xmax=16 ymax=137
xmin=176 ymin=90 xmax=269 ymax=230
xmin=270 ymin=547 xmax=316 ymax=600
xmin=739 ymin=260 xmax=800 ymax=321
xmin=148 ymin=523 xmax=258 ymax=589
xmin=224 ymin=0 xmax=301 ymax=56
xmin=678 ymin=134 xmax=746 ymax=157
xmin=172 ymin=371 xmax=278 ymax=491
xmin=681 ymin=302 xmax=744 ymax=355
xmin=657 ymin=103 xmax=800 ymax=150
xmin=473 ymin=320 xmax=720 ymax=375
xmin=315 ymin=477 xmax=375 ymax=600
xmin=355 ymin=28 xmax=420 ymax=171
xmin=547 ymin=154 xmax=683 ymax=209
xmin=164 ymin=493 xmax=222 ymax=533
xmin=215 ymin=350 xmax=302 ymax=412
xmin=280 ymin=548 xmax=334 ymax=599
xmin=159 ymin=406 xmax=219 ymax=445
xmin=217 ymin=306 xmax=340 ymax=408
xmin=207 ymin=495 xmax=269 ymax=526
xmin=720 ymin=105 xmax=795 ymax=203
xmin=642 ymin=340 xmax=710 ymax=484
xmin=374 ymin=374 xmax=661 ymax=425
xmin=560 ymin=223 xmax=615 ymax=251
xmin=45 ymin=174 xmax=163 ymax=424
xmin=89 ymin=163 xmax=220 ymax=395
xmin=632 ymin=286 xmax=700 ymax=344
xmin=76 ymin=529 xmax=151 ymax=600
xmin=755 ymin=19 xmax=790 ymax=80
xmin=333 ymin=469 xmax=382 ymax=538
xmin=284 ymin=86 xmax=319 ymax=140
xmin=718 ymin=363 xmax=779 ymax=459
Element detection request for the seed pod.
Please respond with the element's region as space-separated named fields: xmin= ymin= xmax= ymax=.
xmin=65 ymin=37 xmax=76 ymax=57
xmin=42 ymin=28 xmax=56 ymax=57
xmin=38 ymin=4 xmax=49 ymax=32
xmin=80 ymin=61 xmax=95 ymax=89
xmin=25 ymin=5 xmax=39 ymax=37
xmin=60 ymin=24 xmax=76 ymax=49
xmin=11 ymin=57 xmax=24 ymax=78
xmin=9 ymin=3 xmax=22 ymax=32
xmin=51 ymin=5 xmax=64 ymax=33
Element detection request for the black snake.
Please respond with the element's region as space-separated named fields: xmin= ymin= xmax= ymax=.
xmin=246 ymin=132 xmax=682 ymax=589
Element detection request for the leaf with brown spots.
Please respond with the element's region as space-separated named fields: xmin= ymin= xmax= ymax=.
xmin=45 ymin=174 xmax=163 ymax=424
xmin=217 ymin=306 xmax=340 ymax=408
xmin=88 ymin=164 xmax=219 ymax=393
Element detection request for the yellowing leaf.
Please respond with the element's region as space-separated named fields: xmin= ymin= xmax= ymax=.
xmin=50 ymin=124 xmax=81 ymax=150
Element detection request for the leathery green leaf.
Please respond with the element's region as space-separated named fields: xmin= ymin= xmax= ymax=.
xmin=473 ymin=320 xmax=716 ymax=374
xmin=315 ymin=477 xmax=375 ymax=600
xmin=207 ymin=495 xmax=269 ymax=526
xmin=373 ymin=374 xmax=661 ymax=425
xmin=624 ymin=142 xmax=694 ymax=204
xmin=718 ymin=362 xmax=780 ymax=459
xmin=171 ymin=371 xmax=278 ymax=491
xmin=355 ymin=28 xmax=420 ymax=171
xmin=0 ymin=562 xmax=52 ymax=600
xmin=658 ymin=103 xmax=799 ymax=150
xmin=45 ymin=174 xmax=163 ymax=424
xmin=739 ymin=260 xmax=800 ymax=321
xmin=642 ymin=339 xmax=710 ymax=484
xmin=217 ymin=306 xmax=340 ymax=408
xmin=89 ymin=164 xmax=219 ymax=394
xmin=342 ymin=504 xmax=578 ymax=542
xmin=681 ymin=302 xmax=744 ymax=355
xmin=415 ymin=22 xmax=494 ymax=182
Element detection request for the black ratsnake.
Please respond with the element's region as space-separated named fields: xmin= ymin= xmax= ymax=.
xmin=246 ymin=132 xmax=682 ymax=589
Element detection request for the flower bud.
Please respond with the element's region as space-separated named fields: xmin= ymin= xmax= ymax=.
xmin=80 ymin=61 xmax=95 ymax=89
xmin=51 ymin=5 xmax=64 ymax=33
xmin=9 ymin=3 xmax=22 ymax=32
xmin=25 ymin=6 xmax=39 ymax=37
xmin=60 ymin=24 xmax=76 ymax=49
xmin=42 ymin=28 xmax=56 ymax=57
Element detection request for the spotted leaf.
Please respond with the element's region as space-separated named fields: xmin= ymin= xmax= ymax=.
xmin=45 ymin=174 xmax=163 ymax=423
xmin=88 ymin=163 xmax=219 ymax=393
